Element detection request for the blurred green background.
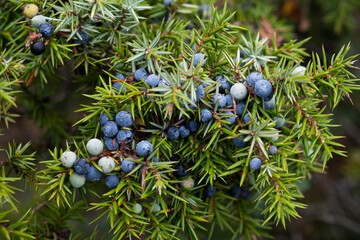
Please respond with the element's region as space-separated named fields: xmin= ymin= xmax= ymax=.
xmin=1 ymin=0 xmax=360 ymax=239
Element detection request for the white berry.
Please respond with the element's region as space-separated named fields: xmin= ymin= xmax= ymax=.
xmin=86 ymin=138 xmax=103 ymax=156
xmin=60 ymin=151 xmax=77 ymax=168
xmin=31 ymin=15 xmax=46 ymax=28
xmin=230 ymin=83 xmax=247 ymax=100
xmin=133 ymin=203 xmax=142 ymax=214
xmin=98 ymin=156 xmax=116 ymax=173
xmin=292 ymin=66 xmax=306 ymax=77
xmin=69 ymin=172 xmax=86 ymax=188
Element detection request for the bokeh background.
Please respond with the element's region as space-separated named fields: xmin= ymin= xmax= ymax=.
xmin=1 ymin=0 xmax=360 ymax=239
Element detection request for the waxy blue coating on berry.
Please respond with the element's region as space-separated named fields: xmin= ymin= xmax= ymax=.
xmin=167 ymin=126 xmax=180 ymax=141
xmin=115 ymin=73 xmax=126 ymax=80
xmin=116 ymin=129 xmax=133 ymax=145
xmin=246 ymin=72 xmax=263 ymax=86
xmin=74 ymin=32 xmax=89 ymax=46
xmin=164 ymin=0 xmax=172 ymax=7
xmin=136 ymin=141 xmax=153 ymax=157
xmin=243 ymin=112 xmax=257 ymax=124
xmin=224 ymin=112 xmax=236 ymax=125
xmin=250 ymin=157 xmax=262 ymax=170
xmin=225 ymin=94 xmax=233 ymax=107
xmin=179 ymin=125 xmax=190 ymax=138
xmin=153 ymin=156 xmax=159 ymax=162
xmin=273 ymin=116 xmax=285 ymax=128
xmin=196 ymin=85 xmax=205 ymax=101
xmin=105 ymin=175 xmax=120 ymax=188
xmin=236 ymin=103 xmax=247 ymax=116
xmin=204 ymin=184 xmax=216 ymax=197
xmin=229 ymin=186 xmax=242 ymax=198
xmin=116 ymin=111 xmax=133 ymax=128
xmin=113 ymin=82 xmax=126 ymax=91
xmin=269 ymin=145 xmax=278 ymax=154
xmin=194 ymin=53 xmax=205 ymax=67
xmin=103 ymin=121 xmax=118 ymax=138
xmin=200 ymin=109 xmax=212 ymax=122
xmin=145 ymin=74 xmax=159 ymax=87
xmin=104 ymin=138 xmax=119 ymax=151
xmin=216 ymin=75 xmax=231 ymax=91
xmin=134 ymin=69 xmax=148 ymax=82
xmin=86 ymin=166 xmax=102 ymax=181
xmin=233 ymin=136 xmax=247 ymax=148
xmin=121 ymin=159 xmax=136 ymax=173
xmin=175 ymin=164 xmax=187 ymax=178
xmin=189 ymin=121 xmax=200 ymax=132
xmin=39 ymin=22 xmax=54 ymax=37
xmin=99 ymin=113 xmax=110 ymax=127
xmin=255 ymin=80 xmax=273 ymax=98
xmin=73 ymin=158 xmax=90 ymax=175
xmin=212 ymin=93 xmax=227 ymax=108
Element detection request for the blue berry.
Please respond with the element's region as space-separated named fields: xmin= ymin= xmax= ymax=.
xmin=216 ymin=75 xmax=231 ymax=92
xmin=236 ymin=103 xmax=247 ymax=116
xmin=174 ymin=164 xmax=187 ymax=178
xmin=30 ymin=41 xmax=46 ymax=55
xmin=136 ymin=140 xmax=153 ymax=157
xmin=204 ymin=184 xmax=216 ymax=197
xmin=246 ymin=72 xmax=263 ymax=86
xmin=250 ymin=157 xmax=262 ymax=170
xmin=104 ymin=138 xmax=119 ymax=151
xmin=105 ymin=175 xmax=119 ymax=188
xmin=189 ymin=121 xmax=200 ymax=132
xmin=115 ymin=111 xmax=133 ymax=128
xmin=212 ymin=93 xmax=226 ymax=108
xmin=121 ymin=159 xmax=136 ymax=173
xmin=196 ymin=85 xmax=205 ymax=101
xmin=99 ymin=113 xmax=111 ymax=127
xmin=86 ymin=166 xmax=102 ymax=181
xmin=116 ymin=129 xmax=133 ymax=145
xmin=194 ymin=53 xmax=205 ymax=67
xmin=153 ymin=156 xmax=159 ymax=162
xmin=113 ymin=82 xmax=126 ymax=92
xmin=224 ymin=112 xmax=236 ymax=125
xmin=225 ymin=94 xmax=233 ymax=107
xmin=167 ymin=126 xmax=180 ymax=141
xmin=103 ymin=121 xmax=118 ymax=138
xmin=179 ymin=125 xmax=190 ymax=138
xmin=243 ymin=112 xmax=257 ymax=124
xmin=115 ymin=73 xmax=126 ymax=80
xmin=263 ymin=91 xmax=274 ymax=102
xmin=200 ymin=109 xmax=212 ymax=122
xmin=233 ymin=136 xmax=247 ymax=148
xmin=145 ymin=74 xmax=159 ymax=87
xmin=254 ymin=80 xmax=272 ymax=98
xmin=164 ymin=0 xmax=172 ymax=7
xmin=39 ymin=22 xmax=54 ymax=37
xmin=134 ymin=69 xmax=148 ymax=82
xmin=229 ymin=186 xmax=242 ymax=198
xmin=273 ymin=116 xmax=285 ymax=128
xmin=269 ymin=145 xmax=278 ymax=154
xmin=73 ymin=158 xmax=90 ymax=175
xmin=74 ymin=32 xmax=89 ymax=46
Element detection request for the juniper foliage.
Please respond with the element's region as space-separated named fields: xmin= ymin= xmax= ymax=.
xmin=0 ymin=0 xmax=360 ymax=239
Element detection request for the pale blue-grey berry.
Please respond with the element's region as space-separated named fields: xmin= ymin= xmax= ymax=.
xmin=269 ymin=145 xmax=278 ymax=154
xmin=69 ymin=172 xmax=86 ymax=188
xmin=103 ymin=121 xmax=118 ymax=138
xmin=116 ymin=129 xmax=133 ymax=145
xmin=61 ymin=151 xmax=77 ymax=168
xmin=292 ymin=66 xmax=306 ymax=77
xmin=151 ymin=203 xmax=161 ymax=216
xmin=246 ymin=72 xmax=263 ymax=86
xmin=134 ymin=68 xmax=148 ymax=82
xmin=116 ymin=111 xmax=133 ymax=128
xmin=180 ymin=177 xmax=195 ymax=189
xmin=230 ymin=83 xmax=247 ymax=100
xmin=273 ymin=116 xmax=285 ymax=128
xmin=250 ymin=157 xmax=262 ymax=170
xmin=121 ymin=159 xmax=136 ymax=173
xmin=145 ymin=74 xmax=159 ymax=87
xmin=136 ymin=140 xmax=153 ymax=157
xmin=200 ymin=109 xmax=212 ymax=122
xmin=254 ymin=80 xmax=272 ymax=98
xmin=31 ymin=15 xmax=46 ymax=28
xmin=133 ymin=203 xmax=142 ymax=214
xmin=98 ymin=157 xmax=116 ymax=173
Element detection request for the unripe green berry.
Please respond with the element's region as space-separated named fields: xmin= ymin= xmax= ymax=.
xmin=23 ymin=4 xmax=39 ymax=18
xmin=86 ymin=138 xmax=103 ymax=156
xmin=31 ymin=15 xmax=46 ymax=28
xmin=133 ymin=203 xmax=142 ymax=214
xmin=60 ymin=151 xmax=77 ymax=168
xmin=180 ymin=177 xmax=195 ymax=189
xmin=151 ymin=203 xmax=161 ymax=216
xmin=230 ymin=83 xmax=247 ymax=100
xmin=69 ymin=172 xmax=86 ymax=188
xmin=98 ymin=156 xmax=116 ymax=173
